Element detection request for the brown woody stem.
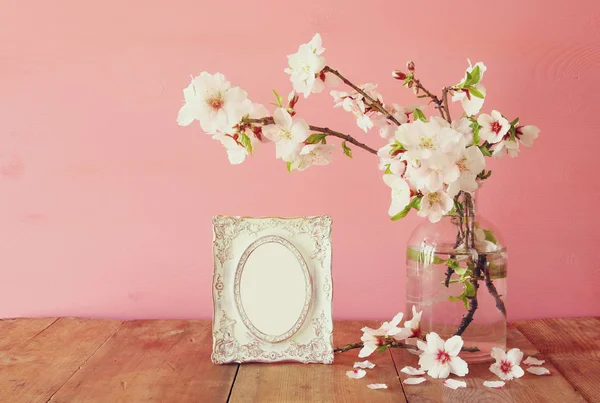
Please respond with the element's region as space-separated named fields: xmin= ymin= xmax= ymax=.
xmin=323 ymin=66 xmax=403 ymax=126
xmin=442 ymin=87 xmax=452 ymax=123
xmin=244 ymin=117 xmax=378 ymax=155
xmin=412 ymin=78 xmax=446 ymax=121
xmin=484 ymin=264 xmax=507 ymax=317
xmin=334 ymin=341 xmax=480 ymax=354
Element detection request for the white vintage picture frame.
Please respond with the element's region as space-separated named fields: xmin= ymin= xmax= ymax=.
xmin=211 ymin=215 xmax=334 ymax=364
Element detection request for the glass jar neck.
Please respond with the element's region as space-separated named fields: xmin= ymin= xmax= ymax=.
xmin=455 ymin=190 xmax=478 ymax=217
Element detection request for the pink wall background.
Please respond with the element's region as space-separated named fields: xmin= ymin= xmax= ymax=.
xmin=1 ymin=0 xmax=599 ymax=321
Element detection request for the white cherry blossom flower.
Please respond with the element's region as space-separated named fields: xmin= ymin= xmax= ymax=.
xmin=346 ymin=369 xmax=366 ymax=379
xmin=417 ymin=190 xmax=454 ymax=223
xmin=443 ymin=379 xmax=467 ymax=389
xmin=403 ymin=377 xmax=427 ymax=385
xmin=377 ymin=145 xmax=406 ymax=176
xmin=292 ymin=144 xmax=335 ymax=171
xmin=522 ymin=356 xmax=545 ymax=366
xmin=410 ymin=152 xmax=460 ymax=192
xmin=417 ymin=332 xmax=469 ymax=378
xmin=483 ymin=380 xmax=505 ymax=388
xmin=451 ymin=117 xmax=474 ymax=145
xmin=474 ymin=227 xmax=497 ymax=253
xmin=211 ymin=134 xmax=248 ymax=164
xmin=354 ymin=360 xmax=376 ymax=369
xmin=401 ymin=366 xmax=426 ymax=376
xmin=526 ymin=367 xmax=551 ymax=375
xmin=285 ymin=34 xmax=326 ymax=97
xmin=477 ymin=110 xmax=510 ymax=144
xmin=383 ymin=175 xmax=411 ymax=217
xmin=177 ymin=72 xmax=252 ymax=134
xmin=373 ymin=103 xmax=410 ymax=140
xmin=489 ymin=347 xmax=525 ymax=381
xmin=367 ymin=384 xmax=388 ymax=390
xmin=402 ymin=306 xmax=423 ymax=339
xmin=331 ymin=83 xmax=383 ymax=133
xmin=517 ymin=125 xmax=540 ymax=147
xmin=447 ymin=146 xmax=486 ymax=198
xmin=262 ymin=108 xmax=309 ymax=162
xmin=362 ymin=312 xmax=406 ymax=337
xmin=396 ymin=119 xmax=463 ymax=161
xmin=492 ymin=138 xmax=520 ymax=158
xmin=311 ymin=70 xmax=342 ymax=93
xmin=452 ymin=61 xmax=487 ymax=116
xmin=359 ymin=332 xmax=381 ymax=358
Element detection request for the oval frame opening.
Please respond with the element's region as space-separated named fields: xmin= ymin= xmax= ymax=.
xmin=234 ymin=235 xmax=313 ymax=343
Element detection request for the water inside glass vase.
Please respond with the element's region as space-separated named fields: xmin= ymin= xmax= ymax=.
xmin=405 ymin=191 xmax=507 ymax=363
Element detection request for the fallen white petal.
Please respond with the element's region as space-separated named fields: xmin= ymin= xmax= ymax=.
xmin=346 ymin=369 xmax=367 ymax=379
xmin=367 ymin=384 xmax=388 ymax=390
xmin=354 ymin=360 xmax=376 ymax=369
xmin=523 ymin=356 xmax=545 ymax=366
xmin=443 ymin=379 xmax=467 ymax=389
xmin=483 ymin=380 xmax=505 ymax=388
xmin=403 ymin=377 xmax=427 ymax=385
xmin=400 ymin=366 xmax=426 ymax=376
xmin=526 ymin=366 xmax=551 ymax=375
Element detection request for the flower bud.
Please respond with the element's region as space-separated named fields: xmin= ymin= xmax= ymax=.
xmin=288 ymin=92 xmax=299 ymax=109
xmin=406 ymin=61 xmax=415 ymax=72
xmin=392 ymin=70 xmax=407 ymax=80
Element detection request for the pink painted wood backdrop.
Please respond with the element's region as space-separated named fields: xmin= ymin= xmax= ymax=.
xmin=1 ymin=0 xmax=599 ymax=320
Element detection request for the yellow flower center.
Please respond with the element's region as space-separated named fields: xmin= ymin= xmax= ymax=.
xmin=207 ymin=95 xmax=224 ymax=111
xmin=419 ymin=137 xmax=434 ymax=149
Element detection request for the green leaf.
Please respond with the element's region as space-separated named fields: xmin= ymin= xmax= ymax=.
xmin=407 ymin=248 xmax=445 ymax=265
xmin=391 ymin=197 xmax=421 ymax=221
xmin=483 ymin=229 xmax=498 ymax=245
xmin=376 ymin=345 xmax=388 ymax=354
xmin=384 ymin=165 xmax=392 ymax=175
xmin=464 ymin=282 xmax=476 ymax=297
xmin=286 ymin=161 xmax=293 ymax=173
xmin=390 ymin=205 xmax=412 ymax=221
xmin=510 ymin=117 xmax=520 ymax=127
xmin=342 ymin=141 xmax=353 ymax=158
xmin=479 ymin=145 xmax=492 ymax=157
xmin=470 ymin=121 xmax=482 ymax=145
xmin=413 ymin=108 xmax=427 ymax=122
xmin=272 ymin=89 xmax=283 ymax=107
xmin=462 ymin=66 xmax=481 ymax=87
xmin=449 ymin=294 xmax=469 ymax=309
xmin=305 ymin=133 xmax=327 ymax=144
xmin=468 ymin=86 xmax=485 ymax=99
xmin=454 ymin=266 xmax=467 ymax=276
xmin=239 ymin=133 xmax=253 ymax=154
xmin=470 ymin=66 xmax=481 ymax=85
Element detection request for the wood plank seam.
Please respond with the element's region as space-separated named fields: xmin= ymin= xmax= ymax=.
xmin=226 ymin=364 xmax=240 ymax=403
xmin=44 ymin=320 xmax=125 ymax=403
xmin=5 ymin=318 xmax=61 ymax=353
xmin=386 ymin=349 xmax=409 ymax=403
xmin=513 ymin=322 xmax=589 ymax=401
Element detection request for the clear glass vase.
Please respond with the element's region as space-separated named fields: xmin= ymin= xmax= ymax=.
xmin=405 ymin=190 xmax=507 ymax=363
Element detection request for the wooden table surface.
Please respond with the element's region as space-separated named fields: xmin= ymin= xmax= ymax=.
xmin=0 ymin=317 xmax=598 ymax=402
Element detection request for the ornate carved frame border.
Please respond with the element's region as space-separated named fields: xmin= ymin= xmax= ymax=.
xmin=211 ymin=215 xmax=334 ymax=364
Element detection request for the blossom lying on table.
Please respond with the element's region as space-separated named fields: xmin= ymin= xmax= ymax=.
xmin=177 ymin=33 xmax=540 ymax=224
xmin=417 ymin=333 xmax=469 ymax=378
xmin=489 ymin=347 xmax=525 ymax=381
xmin=338 ymin=311 xmax=552 ymax=391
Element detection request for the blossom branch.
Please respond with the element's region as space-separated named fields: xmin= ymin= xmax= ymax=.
xmin=442 ymin=87 xmax=452 ymax=123
xmin=484 ymin=264 xmax=507 ymax=317
xmin=323 ymin=66 xmax=403 ymax=126
xmin=244 ymin=117 xmax=378 ymax=155
xmin=334 ymin=340 xmax=480 ymax=354
xmin=412 ymin=78 xmax=446 ymax=121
